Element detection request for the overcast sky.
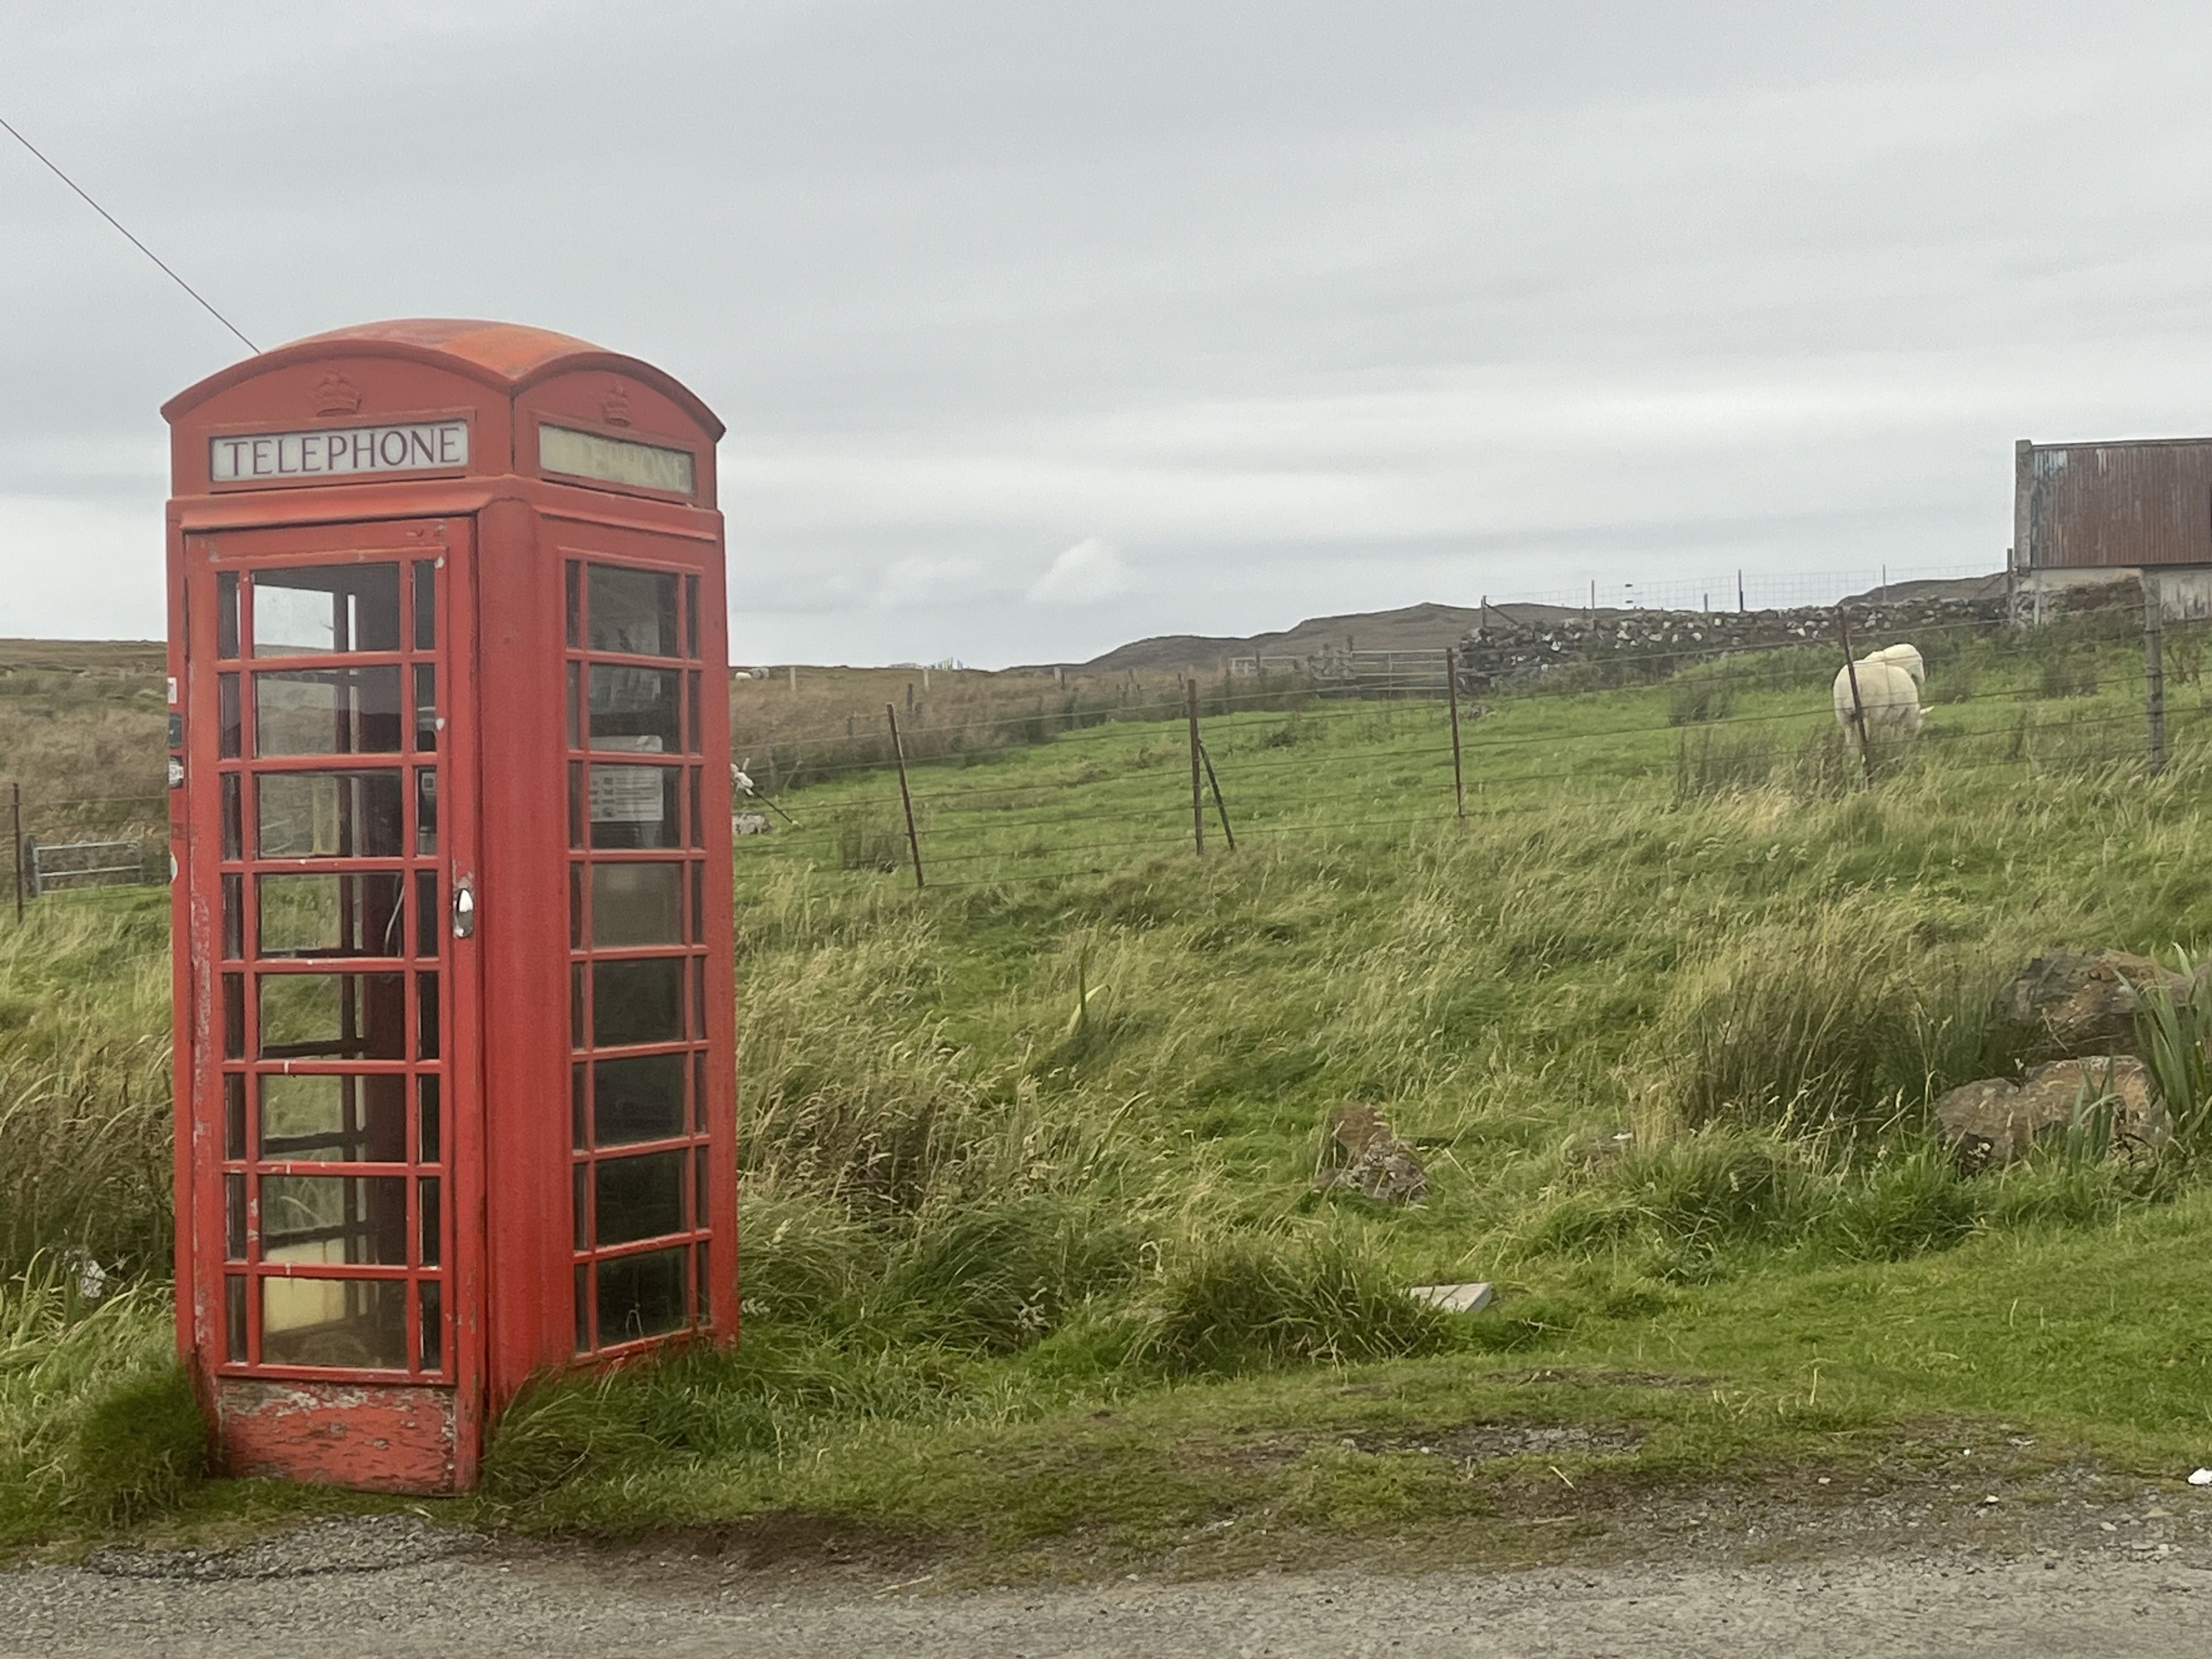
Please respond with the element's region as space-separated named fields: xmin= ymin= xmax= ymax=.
xmin=8 ymin=2 xmax=2212 ymax=665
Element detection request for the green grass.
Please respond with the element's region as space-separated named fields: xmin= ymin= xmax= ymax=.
xmin=10 ymin=618 xmax=2212 ymax=1567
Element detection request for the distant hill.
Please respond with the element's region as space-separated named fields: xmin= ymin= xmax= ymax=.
xmin=1058 ymin=602 xmax=1493 ymax=674
xmin=1047 ymin=575 xmax=2021 ymax=675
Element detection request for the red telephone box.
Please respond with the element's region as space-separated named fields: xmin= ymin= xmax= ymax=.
xmin=163 ymin=320 xmax=736 ymax=1492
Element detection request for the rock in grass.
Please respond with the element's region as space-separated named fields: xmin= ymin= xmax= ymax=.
xmin=1934 ymin=1056 xmax=2169 ymax=1171
xmin=1993 ymin=950 xmax=2190 ymax=1060
xmin=1317 ymin=1103 xmax=1428 ymax=1204
xmin=1407 ymin=1282 xmax=1494 ymax=1313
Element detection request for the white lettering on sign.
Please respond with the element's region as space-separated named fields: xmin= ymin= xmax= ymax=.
xmin=539 ymin=424 xmax=695 ymax=496
xmin=210 ymin=421 xmax=470 ymax=483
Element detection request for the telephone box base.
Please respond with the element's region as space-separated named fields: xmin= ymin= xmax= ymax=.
xmin=217 ymin=1380 xmax=459 ymax=1493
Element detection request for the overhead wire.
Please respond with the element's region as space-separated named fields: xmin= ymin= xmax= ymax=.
xmin=1 ymin=112 xmax=258 ymax=354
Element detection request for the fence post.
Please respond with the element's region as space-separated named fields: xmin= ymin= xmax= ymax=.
xmin=1198 ymin=741 xmax=1236 ymax=851
xmin=1737 ymin=569 xmax=1745 ymax=613
xmin=1836 ymin=609 xmax=1877 ymax=791
xmin=1444 ymin=647 xmax=1466 ymax=823
xmin=2144 ymin=573 xmax=2168 ymax=774
xmin=885 ymin=703 xmax=925 ymax=890
xmin=9 ymin=783 xmax=20 ymax=923
xmin=1186 ymin=679 xmax=1205 ymax=857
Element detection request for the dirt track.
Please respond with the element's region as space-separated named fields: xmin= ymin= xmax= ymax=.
xmin=9 ymin=1517 xmax=2212 ymax=1659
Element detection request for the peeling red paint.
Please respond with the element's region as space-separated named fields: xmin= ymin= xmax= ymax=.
xmin=219 ymin=1380 xmax=456 ymax=1492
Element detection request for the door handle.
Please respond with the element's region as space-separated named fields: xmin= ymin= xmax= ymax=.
xmin=453 ymin=875 xmax=476 ymax=939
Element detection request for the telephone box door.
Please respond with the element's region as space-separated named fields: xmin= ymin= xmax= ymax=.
xmin=177 ymin=516 xmax=483 ymax=1491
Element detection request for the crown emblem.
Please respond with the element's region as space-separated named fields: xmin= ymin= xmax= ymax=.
xmin=600 ymin=379 xmax=632 ymax=427
xmin=313 ymin=371 xmax=362 ymax=416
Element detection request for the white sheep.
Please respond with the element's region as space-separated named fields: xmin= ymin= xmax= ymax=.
xmin=1832 ymin=643 xmax=1929 ymax=758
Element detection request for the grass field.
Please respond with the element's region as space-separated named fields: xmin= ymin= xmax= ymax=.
xmin=8 ymin=611 xmax=2212 ymax=1567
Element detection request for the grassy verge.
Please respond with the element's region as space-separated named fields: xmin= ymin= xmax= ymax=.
xmin=8 ymin=624 xmax=2212 ymax=1568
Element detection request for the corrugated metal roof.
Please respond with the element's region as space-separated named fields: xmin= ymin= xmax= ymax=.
xmin=2016 ymin=437 xmax=2212 ymax=568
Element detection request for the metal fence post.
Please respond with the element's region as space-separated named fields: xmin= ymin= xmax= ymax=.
xmin=1837 ymin=609 xmax=1877 ymax=791
xmin=885 ymin=703 xmax=925 ymax=889
xmin=2144 ymin=573 xmax=2168 ymax=774
xmin=1186 ymin=679 xmax=1205 ymax=857
xmin=1444 ymin=647 xmax=1466 ymax=823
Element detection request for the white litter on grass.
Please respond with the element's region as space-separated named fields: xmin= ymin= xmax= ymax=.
xmin=63 ymin=1247 xmax=107 ymax=1301
xmin=1407 ymin=1282 xmax=1494 ymax=1314
xmin=2188 ymin=1469 xmax=2212 ymax=1486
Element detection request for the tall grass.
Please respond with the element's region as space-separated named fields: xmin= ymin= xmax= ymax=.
xmin=0 ymin=1258 xmax=192 ymax=1542
xmin=0 ymin=898 xmax=171 ymax=1279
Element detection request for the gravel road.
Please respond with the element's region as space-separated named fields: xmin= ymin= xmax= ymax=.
xmin=9 ymin=1516 xmax=2212 ymax=1658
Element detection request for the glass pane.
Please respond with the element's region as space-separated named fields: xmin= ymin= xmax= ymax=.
xmin=689 ymin=766 xmax=703 ymax=848
xmin=260 ymin=1277 xmax=407 ymax=1369
xmin=221 ymin=772 xmax=241 ymax=861
xmin=690 ymin=861 xmax=704 ymax=945
xmin=218 ymin=674 xmax=241 ymax=758
xmin=566 ymin=662 xmax=582 ymax=750
xmin=698 ymin=1241 xmax=710 ymax=1328
xmin=257 ymin=872 xmax=405 ymax=958
xmin=593 ymin=1052 xmax=685 ymax=1146
xmin=225 ymin=1274 xmax=247 ymax=1363
xmin=411 ymin=560 xmax=436 ymax=652
xmin=415 ymin=870 xmax=438 ymax=954
xmin=596 ymin=1151 xmax=686 ymax=1245
xmin=571 ymin=963 xmax=586 ymax=1050
xmin=573 ymin=1164 xmax=589 ymax=1249
xmin=255 ymin=667 xmax=402 ymax=756
xmin=684 ymin=574 xmax=699 ymax=659
xmin=568 ymin=761 xmax=584 ymax=849
xmin=216 ymin=571 xmax=239 ymax=659
xmin=588 ymin=566 xmax=678 ymax=657
xmin=589 ymin=665 xmax=680 ymax=752
xmin=417 ymin=1075 xmax=441 ymax=1163
xmin=224 ymin=1074 xmax=247 ymax=1159
xmin=694 ymin=1147 xmax=707 ymax=1232
xmin=591 ymin=862 xmax=682 ymax=945
xmin=692 ymin=954 xmax=706 ymax=1040
xmin=574 ymin=1263 xmax=590 ymax=1353
xmin=569 ymin=863 xmax=584 ymax=949
xmin=417 ymin=973 xmax=439 ymax=1060
xmin=588 ymin=765 xmax=679 ymax=850
xmin=419 ymin=1176 xmax=441 ymax=1266
xmin=222 ymin=973 xmax=245 ymax=1058
xmin=222 ymin=872 xmax=244 ymax=959
xmin=257 ymin=972 xmax=408 ymax=1059
xmin=593 ymin=957 xmax=684 ymax=1047
xmin=251 ymin=563 xmax=399 ymax=657
xmin=224 ymin=1172 xmax=246 ymax=1260
xmin=257 ymin=770 xmax=404 ymax=859
xmin=412 ymin=664 xmax=436 ymax=753
xmin=260 ymin=1174 xmax=407 ymax=1265
xmin=572 ymin=1063 xmax=587 ymax=1150
xmin=419 ymin=1279 xmax=443 ymax=1372
xmin=597 ymin=1246 xmax=688 ymax=1345
xmin=693 ymin=1051 xmax=707 ymax=1133
xmin=415 ymin=769 xmax=438 ymax=856
xmin=686 ymin=672 xmax=701 ymax=754
xmin=259 ymin=1073 xmax=407 ymax=1161
xmin=565 ymin=561 xmax=582 ymax=650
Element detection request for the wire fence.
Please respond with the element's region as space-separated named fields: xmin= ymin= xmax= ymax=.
xmin=725 ymin=582 xmax=2200 ymax=893
xmin=1 ymin=559 xmax=2185 ymax=912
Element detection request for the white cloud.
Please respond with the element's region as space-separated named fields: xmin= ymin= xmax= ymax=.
xmin=1027 ymin=538 xmax=1133 ymax=605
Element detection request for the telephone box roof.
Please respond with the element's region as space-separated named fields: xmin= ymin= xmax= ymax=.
xmin=161 ymin=318 xmax=724 ymax=439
